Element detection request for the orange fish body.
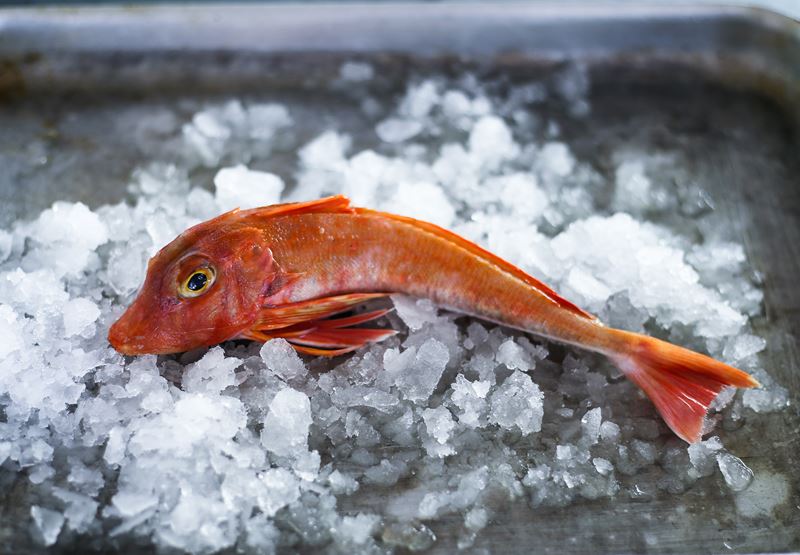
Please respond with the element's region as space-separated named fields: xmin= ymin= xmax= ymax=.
xmin=109 ymin=196 xmax=759 ymax=443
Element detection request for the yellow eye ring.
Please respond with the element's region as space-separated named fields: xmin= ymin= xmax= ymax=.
xmin=179 ymin=267 xmax=216 ymax=298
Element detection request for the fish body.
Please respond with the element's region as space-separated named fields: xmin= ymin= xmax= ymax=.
xmin=109 ymin=196 xmax=759 ymax=443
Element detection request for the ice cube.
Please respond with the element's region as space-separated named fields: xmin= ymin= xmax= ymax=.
xmin=0 ymin=229 xmax=13 ymax=263
xmin=338 ymin=513 xmax=379 ymax=545
xmin=469 ymin=116 xmax=518 ymax=170
xmin=0 ymin=304 xmax=24 ymax=357
xmin=111 ymin=490 xmax=158 ymax=518
xmin=62 ymin=298 xmax=101 ymax=337
xmin=422 ymin=407 xmax=456 ymax=445
xmin=182 ymin=347 xmax=240 ymax=394
xmin=593 ymin=457 xmax=613 ymax=476
xmin=31 ymin=506 xmax=64 ymax=546
xmin=496 ymin=339 xmax=532 ymax=371
xmin=384 ymin=182 xmax=455 ymax=228
xmin=376 ymin=118 xmax=423 ymax=143
xmin=214 ymin=165 xmax=284 ymax=212
xmin=722 ymin=334 xmax=766 ymax=363
xmin=247 ymin=103 xmax=292 ymax=140
xmin=581 ymin=408 xmax=602 ymax=444
xmin=494 ymin=173 xmax=548 ymax=220
xmin=687 ymin=436 xmax=723 ymax=476
xmin=260 ymin=339 xmax=308 ymax=382
xmin=449 ymin=374 xmax=490 ymax=428
xmin=260 ymin=388 xmax=313 ymax=457
xmin=107 ymin=245 xmax=147 ymax=297
xmin=391 ymin=295 xmax=440 ymax=331
xmin=53 ymin=489 xmax=98 ymax=533
xmin=399 ymin=80 xmax=440 ymax=120
xmin=384 ymin=338 xmax=449 ymax=402
xmin=716 ymin=452 xmax=754 ymax=492
xmin=258 ymin=467 xmax=301 ymax=516
xmin=488 ymin=371 xmax=544 ymax=435
xmin=30 ymin=201 xmax=109 ymax=250
xmin=538 ymin=142 xmax=574 ymax=178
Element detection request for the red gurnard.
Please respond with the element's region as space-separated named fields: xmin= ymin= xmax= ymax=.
xmin=108 ymin=195 xmax=759 ymax=443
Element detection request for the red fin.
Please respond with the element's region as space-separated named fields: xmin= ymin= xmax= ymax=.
xmin=243 ymin=195 xmax=353 ymax=220
xmin=289 ymin=344 xmax=361 ymax=357
xmin=291 ymin=308 xmax=392 ymax=330
xmin=289 ymin=328 xmax=398 ymax=349
xmin=256 ymin=293 xmax=389 ymax=330
xmin=355 ymin=207 xmax=596 ymax=321
xmin=610 ymin=330 xmax=760 ymax=444
xmin=246 ymin=294 xmax=396 ymax=356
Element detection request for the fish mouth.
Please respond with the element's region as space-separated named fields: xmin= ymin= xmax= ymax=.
xmin=108 ymin=305 xmax=163 ymax=355
xmin=107 ymin=320 xmax=148 ymax=355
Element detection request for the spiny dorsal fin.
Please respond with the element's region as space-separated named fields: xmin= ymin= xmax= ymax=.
xmin=355 ymin=207 xmax=598 ymax=322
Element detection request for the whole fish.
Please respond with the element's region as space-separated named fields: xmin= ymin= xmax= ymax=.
xmin=109 ymin=195 xmax=759 ymax=443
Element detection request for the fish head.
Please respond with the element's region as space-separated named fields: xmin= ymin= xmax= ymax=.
xmin=109 ymin=214 xmax=275 ymax=355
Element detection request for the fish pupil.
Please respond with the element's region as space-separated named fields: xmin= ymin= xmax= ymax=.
xmin=187 ymin=272 xmax=208 ymax=291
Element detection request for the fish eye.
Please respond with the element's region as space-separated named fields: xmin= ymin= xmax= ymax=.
xmin=179 ymin=267 xmax=216 ymax=298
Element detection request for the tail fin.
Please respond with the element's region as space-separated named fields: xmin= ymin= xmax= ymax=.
xmin=608 ymin=329 xmax=760 ymax=444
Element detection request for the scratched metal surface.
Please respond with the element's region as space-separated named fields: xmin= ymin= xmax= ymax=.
xmin=0 ymin=4 xmax=798 ymax=554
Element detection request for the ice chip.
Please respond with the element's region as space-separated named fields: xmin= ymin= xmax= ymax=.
xmin=258 ymin=468 xmax=300 ymax=516
xmin=62 ymin=298 xmax=101 ymax=337
xmin=422 ymin=406 xmax=456 ymax=445
xmin=107 ymin=246 xmax=147 ymax=296
xmin=688 ymin=436 xmax=723 ymax=476
xmin=391 ymin=294 xmax=439 ymax=331
xmin=449 ymin=374 xmax=490 ymax=428
xmin=387 ymin=338 xmax=449 ymax=402
xmin=260 ymin=338 xmax=308 ymax=382
xmin=469 ymin=116 xmax=518 ymax=169
xmin=247 ymin=103 xmax=292 ymax=140
xmin=214 ymin=164 xmax=284 ymax=212
xmin=399 ymin=80 xmax=440 ymax=120
xmin=538 ymin=142 xmax=574 ymax=178
xmin=376 ymin=118 xmax=423 ymax=143
xmin=488 ymin=371 xmax=544 ymax=435
xmin=496 ymin=339 xmax=532 ymax=371
xmin=0 ymin=229 xmax=13 ymax=263
xmin=261 ymin=388 xmax=313 ymax=457
xmin=31 ymin=201 xmax=109 ymax=250
xmin=581 ymin=408 xmax=602 ymax=444
xmin=717 ymin=452 xmax=754 ymax=492
xmin=384 ymin=182 xmax=455 ymax=228
xmin=112 ymin=490 xmax=158 ymax=518
xmin=31 ymin=506 xmax=64 ymax=546
xmin=339 ymin=513 xmax=379 ymax=545
xmin=182 ymin=346 xmax=240 ymax=394
xmin=0 ymin=304 xmax=24 ymax=357
xmin=593 ymin=457 xmax=614 ymax=476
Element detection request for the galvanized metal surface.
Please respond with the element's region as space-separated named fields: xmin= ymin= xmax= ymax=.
xmin=0 ymin=4 xmax=798 ymax=554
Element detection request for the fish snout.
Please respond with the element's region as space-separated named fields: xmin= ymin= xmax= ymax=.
xmin=108 ymin=310 xmax=149 ymax=355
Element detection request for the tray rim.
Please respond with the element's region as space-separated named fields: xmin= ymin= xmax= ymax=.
xmin=0 ymin=2 xmax=798 ymax=54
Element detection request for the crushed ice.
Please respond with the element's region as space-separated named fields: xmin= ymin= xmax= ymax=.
xmin=0 ymin=61 xmax=790 ymax=553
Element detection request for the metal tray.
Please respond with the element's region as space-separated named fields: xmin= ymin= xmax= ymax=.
xmin=0 ymin=4 xmax=798 ymax=554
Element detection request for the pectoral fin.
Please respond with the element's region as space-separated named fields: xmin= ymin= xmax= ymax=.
xmin=245 ymin=294 xmax=395 ymax=356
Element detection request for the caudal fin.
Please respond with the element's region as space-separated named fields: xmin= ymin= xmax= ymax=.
xmin=609 ymin=330 xmax=760 ymax=444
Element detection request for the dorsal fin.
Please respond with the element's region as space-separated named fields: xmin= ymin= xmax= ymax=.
xmin=355 ymin=207 xmax=598 ymax=322
xmin=242 ymin=195 xmax=354 ymax=219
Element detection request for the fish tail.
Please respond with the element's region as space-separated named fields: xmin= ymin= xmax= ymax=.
xmin=607 ymin=329 xmax=760 ymax=444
